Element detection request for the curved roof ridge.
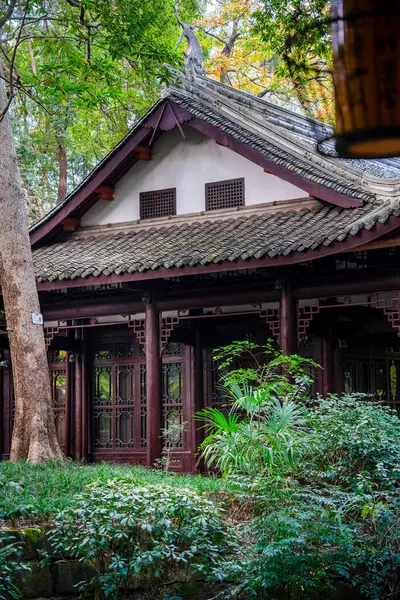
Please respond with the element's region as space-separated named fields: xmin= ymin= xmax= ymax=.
xmin=171 ymin=75 xmax=400 ymax=189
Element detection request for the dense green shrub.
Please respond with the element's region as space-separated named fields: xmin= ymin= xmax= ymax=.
xmin=214 ymin=395 xmax=400 ymax=600
xmin=303 ymin=394 xmax=400 ymax=489
xmin=198 ymin=343 xmax=400 ymax=600
xmin=218 ymin=481 xmax=400 ymax=600
xmin=48 ymin=479 xmax=237 ymax=599
xmin=197 ymin=393 xmax=313 ymax=477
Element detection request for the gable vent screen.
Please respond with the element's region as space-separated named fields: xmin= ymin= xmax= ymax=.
xmin=140 ymin=188 xmax=176 ymax=220
xmin=206 ymin=178 xmax=245 ymax=211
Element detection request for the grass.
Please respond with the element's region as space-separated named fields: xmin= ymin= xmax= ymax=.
xmin=0 ymin=461 xmax=231 ymax=524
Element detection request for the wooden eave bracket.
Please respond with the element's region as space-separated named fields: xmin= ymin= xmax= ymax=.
xmin=95 ymin=184 xmax=115 ymax=201
xmin=134 ymin=145 xmax=152 ymax=161
xmin=62 ymin=217 xmax=81 ymax=231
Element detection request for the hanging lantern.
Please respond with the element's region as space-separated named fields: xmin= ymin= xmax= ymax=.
xmin=332 ymin=0 xmax=400 ymax=158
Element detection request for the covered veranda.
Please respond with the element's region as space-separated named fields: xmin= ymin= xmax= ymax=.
xmin=2 ymin=247 xmax=400 ymax=469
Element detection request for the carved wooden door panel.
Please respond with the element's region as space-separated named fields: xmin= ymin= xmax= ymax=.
xmin=162 ymin=342 xmax=186 ymax=449
xmin=49 ymin=350 xmax=69 ymax=455
xmin=91 ymin=338 xmax=147 ymax=462
xmin=90 ymin=335 xmax=191 ymax=467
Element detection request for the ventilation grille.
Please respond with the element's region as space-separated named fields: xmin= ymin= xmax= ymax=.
xmin=205 ymin=178 xmax=245 ymax=211
xmin=140 ymin=188 xmax=176 ymax=220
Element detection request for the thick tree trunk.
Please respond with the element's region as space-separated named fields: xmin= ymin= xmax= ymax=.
xmin=57 ymin=140 xmax=67 ymax=203
xmin=0 ymin=68 xmax=64 ymax=463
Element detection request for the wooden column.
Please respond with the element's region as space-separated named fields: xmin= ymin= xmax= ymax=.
xmin=74 ymin=350 xmax=82 ymax=461
xmin=65 ymin=352 xmax=71 ymax=457
xmin=322 ymin=330 xmax=335 ymax=397
xmin=279 ymin=282 xmax=297 ymax=355
xmin=81 ymin=332 xmax=88 ymax=462
xmin=145 ymin=300 xmax=162 ymax=467
xmin=194 ymin=326 xmax=203 ymax=449
xmin=194 ymin=326 xmax=205 ymax=472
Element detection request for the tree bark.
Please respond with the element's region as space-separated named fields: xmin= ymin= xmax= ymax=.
xmin=0 ymin=66 xmax=64 ymax=463
xmin=57 ymin=139 xmax=67 ymax=203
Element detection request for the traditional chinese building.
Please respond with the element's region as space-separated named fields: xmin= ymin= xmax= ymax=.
xmin=3 ymin=45 xmax=400 ymax=470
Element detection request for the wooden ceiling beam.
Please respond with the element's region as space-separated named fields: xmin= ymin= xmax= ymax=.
xmin=350 ymin=236 xmax=400 ymax=252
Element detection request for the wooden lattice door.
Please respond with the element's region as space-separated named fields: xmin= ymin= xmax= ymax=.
xmin=162 ymin=342 xmax=186 ymax=449
xmin=90 ymin=337 xmax=147 ymax=463
xmin=160 ymin=342 xmax=196 ymax=472
xmin=49 ymin=350 xmax=70 ymax=454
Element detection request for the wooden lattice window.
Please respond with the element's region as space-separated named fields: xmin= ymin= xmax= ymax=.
xmin=139 ymin=188 xmax=176 ymax=219
xmin=205 ymin=178 xmax=245 ymax=211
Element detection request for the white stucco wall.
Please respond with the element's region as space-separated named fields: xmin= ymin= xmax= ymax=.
xmin=81 ymin=127 xmax=308 ymax=226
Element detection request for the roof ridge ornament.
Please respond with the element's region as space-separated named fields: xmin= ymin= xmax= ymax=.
xmin=174 ymin=5 xmax=206 ymax=79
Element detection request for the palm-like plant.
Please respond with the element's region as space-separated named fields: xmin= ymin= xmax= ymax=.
xmin=197 ymin=395 xmax=312 ymax=476
xmin=197 ymin=342 xmax=316 ymax=477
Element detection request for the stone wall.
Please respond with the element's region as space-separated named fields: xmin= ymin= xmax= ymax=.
xmin=1 ymin=527 xmax=218 ymax=600
xmin=1 ymin=527 xmax=98 ymax=599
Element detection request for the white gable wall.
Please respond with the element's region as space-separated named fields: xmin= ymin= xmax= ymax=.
xmin=81 ymin=127 xmax=308 ymax=226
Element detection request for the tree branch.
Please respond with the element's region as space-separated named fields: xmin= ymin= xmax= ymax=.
xmin=0 ymin=0 xmax=17 ymax=30
xmin=193 ymin=24 xmax=226 ymax=46
xmin=17 ymin=0 xmax=36 ymax=74
xmin=0 ymin=0 xmax=28 ymax=120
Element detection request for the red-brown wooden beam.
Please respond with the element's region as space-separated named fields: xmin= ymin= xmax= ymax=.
xmin=41 ymin=272 xmax=400 ymax=322
xmin=294 ymin=274 xmax=400 ymax=299
xmin=279 ymin=281 xmax=297 ymax=355
xmin=145 ymin=299 xmax=162 ymax=467
xmin=41 ymin=288 xmax=279 ymax=321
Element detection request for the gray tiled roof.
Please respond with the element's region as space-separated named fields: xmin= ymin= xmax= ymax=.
xmin=32 ymin=71 xmax=400 ymax=284
xmin=33 ymin=199 xmax=400 ymax=283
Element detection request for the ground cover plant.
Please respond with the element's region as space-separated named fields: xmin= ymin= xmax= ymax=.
xmin=0 ymin=461 xmax=230 ymax=525
xmin=48 ymin=480 xmax=237 ymax=599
